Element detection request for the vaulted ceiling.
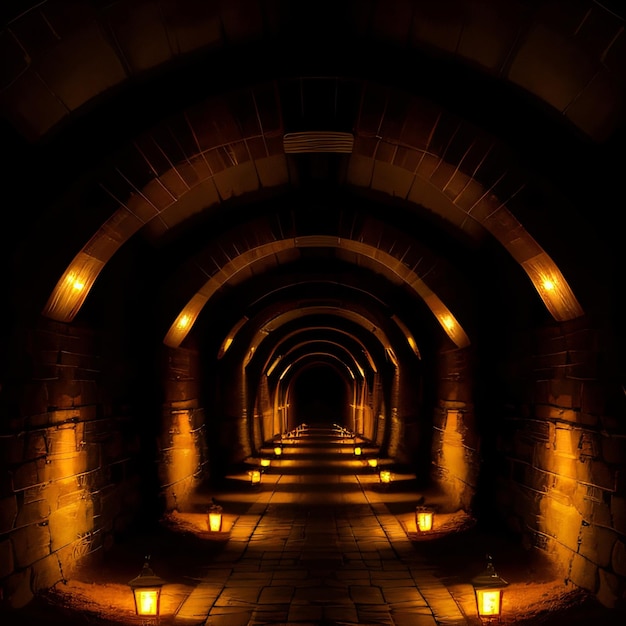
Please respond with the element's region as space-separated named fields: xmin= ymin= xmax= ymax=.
xmin=2 ymin=0 xmax=624 ymax=380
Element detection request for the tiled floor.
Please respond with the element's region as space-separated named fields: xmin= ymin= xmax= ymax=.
xmin=172 ymin=424 xmax=474 ymax=625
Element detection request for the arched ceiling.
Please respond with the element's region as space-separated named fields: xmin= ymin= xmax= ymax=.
xmin=2 ymin=0 xmax=624 ymax=382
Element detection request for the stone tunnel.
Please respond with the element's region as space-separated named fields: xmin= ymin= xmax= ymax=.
xmin=0 ymin=0 xmax=625 ymax=621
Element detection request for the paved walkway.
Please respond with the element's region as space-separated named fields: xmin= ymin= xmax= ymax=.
xmin=172 ymin=425 xmax=478 ymax=626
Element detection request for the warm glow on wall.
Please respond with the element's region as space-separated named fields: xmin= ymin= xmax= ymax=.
xmin=163 ymin=295 xmax=206 ymax=347
xmin=521 ymin=253 xmax=584 ymax=321
xmin=162 ymin=238 xmax=471 ymax=348
xmin=43 ymin=253 xmax=105 ymax=322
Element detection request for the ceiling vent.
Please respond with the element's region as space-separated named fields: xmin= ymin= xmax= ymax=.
xmin=283 ymin=131 xmax=354 ymax=153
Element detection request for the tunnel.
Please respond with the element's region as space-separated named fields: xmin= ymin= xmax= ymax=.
xmin=1 ymin=1 xmax=625 ymax=624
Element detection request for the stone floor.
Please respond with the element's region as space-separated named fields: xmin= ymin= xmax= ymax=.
xmin=3 ymin=424 xmax=625 ymax=625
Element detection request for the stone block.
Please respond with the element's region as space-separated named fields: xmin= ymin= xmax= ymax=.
xmin=602 ymin=436 xmax=626 ymax=465
xmin=12 ymin=523 xmax=51 ymax=568
xmin=611 ymin=495 xmax=626 ymax=535
xmin=587 ymin=460 xmax=615 ymax=491
xmin=48 ymin=499 xmax=94 ymax=552
xmin=32 ymin=553 xmax=63 ymax=592
xmin=581 ymin=380 xmax=610 ymax=416
xmin=568 ymin=552 xmax=598 ymax=593
xmin=15 ymin=497 xmax=50 ymax=527
xmin=597 ymin=568 xmax=620 ymax=608
xmin=0 ymin=538 xmax=14 ymax=578
xmin=549 ymin=378 xmax=581 ymax=409
xmin=613 ymin=539 xmax=626 ymax=577
xmin=541 ymin=498 xmax=581 ymax=553
xmin=19 ymin=382 xmax=49 ymax=417
xmin=3 ymin=568 xmax=33 ymax=609
xmin=23 ymin=430 xmax=47 ymax=460
xmin=578 ymin=524 xmax=615 ymax=568
xmin=0 ymin=435 xmax=25 ymax=465
xmin=47 ymin=407 xmax=82 ymax=426
xmin=11 ymin=458 xmax=46 ymax=491
xmin=0 ymin=495 xmax=18 ymax=534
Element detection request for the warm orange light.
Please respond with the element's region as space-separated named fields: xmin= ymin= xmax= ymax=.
xmin=471 ymin=556 xmax=508 ymax=620
xmin=476 ymin=589 xmax=502 ymax=617
xmin=274 ymin=446 xmax=283 ymax=456
xmin=177 ymin=314 xmax=191 ymax=330
xmin=128 ymin=560 xmax=165 ymax=619
xmin=367 ymin=458 xmax=378 ymax=468
xmin=379 ymin=470 xmax=391 ymax=483
xmin=260 ymin=458 xmax=271 ymax=468
xmin=249 ymin=469 xmax=261 ymax=485
xmin=416 ymin=507 xmax=434 ymax=532
xmin=137 ymin=589 xmax=158 ymax=616
xmin=207 ymin=505 xmax=223 ymax=532
xmin=354 ymin=446 xmax=362 ymax=456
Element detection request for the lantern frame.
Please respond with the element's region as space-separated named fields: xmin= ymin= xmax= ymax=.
xmin=415 ymin=506 xmax=434 ymax=532
xmin=128 ymin=559 xmax=165 ymax=623
xmin=207 ymin=504 xmax=223 ymax=532
xmin=249 ymin=468 xmax=262 ymax=485
xmin=471 ymin=556 xmax=509 ymax=622
xmin=379 ymin=469 xmax=391 ymax=484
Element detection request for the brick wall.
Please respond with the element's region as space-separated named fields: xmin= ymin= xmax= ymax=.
xmin=0 ymin=320 xmax=143 ymax=608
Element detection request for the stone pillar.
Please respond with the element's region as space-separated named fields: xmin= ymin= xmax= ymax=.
xmin=431 ymin=345 xmax=479 ymax=512
xmin=159 ymin=347 xmax=208 ymax=512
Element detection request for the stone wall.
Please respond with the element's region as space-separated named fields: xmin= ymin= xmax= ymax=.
xmin=158 ymin=347 xmax=209 ymax=512
xmin=0 ymin=320 xmax=143 ymax=608
xmin=431 ymin=346 xmax=480 ymax=512
xmin=496 ymin=318 xmax=626 ymax=608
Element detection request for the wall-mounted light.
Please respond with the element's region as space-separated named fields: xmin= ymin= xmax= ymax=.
xmin=207 ymin=504 xmax=223 ymax=532
xmin=471 ymin=555 xmax=509 ymax=622
xmin=128 ymin=558 xmax=165 ymax=624
xmin=415 ymin=506 xmax=434 ymax=532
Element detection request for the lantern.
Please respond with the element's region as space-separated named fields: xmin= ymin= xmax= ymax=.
xmin=128 ymin=558 xmax=165 ymax=623
xmin=249 ymin=469 xmax=261 ymax=485
xmin=415 ymin=506 xmax=434 ymax=532
xmin=471 ymin=555 xmax=509 ymax=622
xmin=260 ymin=458 xmax=271 ymax=470
xmin=379 ymin=469 xmax=391 ymax=484
xmin=207 ymin=503 xmax=223 ymax=532
xmin=367 ymin=458 xmax=378 ymax=469
xmin=353 ymin=445 xmax=362 ymax=456
xmin=273 ymin=445 xmax=283 ymax=457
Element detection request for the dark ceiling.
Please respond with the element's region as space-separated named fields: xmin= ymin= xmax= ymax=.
xmin=1 ymin=0 xmax=624 ymax=379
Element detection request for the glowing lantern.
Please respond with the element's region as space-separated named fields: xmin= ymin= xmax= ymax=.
xmin=128 ymin=558 xmax=165 ymax=622
xmin=379 ymin=469 xmax=391 ymax=484
xmin=260 ymin=458 xmax=271 ymax=470
xmin=353 ymin=445 xmax=362 ymax=456
xmin=415 ymin=506 xmax=434 ymax=532
xmin=274 ymin=445 xmax=283 ymax=457
xmin=207 ymin=504 xmax=223 ymax=532
xmin=249 ymin=469 xmax=261 ymax=485
xmin=367 ymin=458 xmax=378 ymax=469
xmin=471 ymin=555 xmax=509 ymax=622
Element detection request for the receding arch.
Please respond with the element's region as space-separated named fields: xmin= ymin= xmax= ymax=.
xmin=163 ymin=236 xmax=470 ymax=349
xmin=40 ymin=81 xmax=584 ymax=331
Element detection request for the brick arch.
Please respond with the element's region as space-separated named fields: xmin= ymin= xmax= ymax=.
xmin=40 ymin=82 xmax=583 ymax=334
xmin=2 ymin=1 xmax=622 ymax=142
